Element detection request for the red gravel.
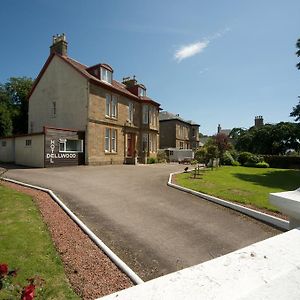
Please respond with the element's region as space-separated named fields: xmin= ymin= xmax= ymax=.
xmin=1 ymin=180 xmax=133 ymax=300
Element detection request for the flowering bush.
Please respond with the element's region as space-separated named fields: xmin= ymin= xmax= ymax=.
xmin=0 ymin=263 xmax=44 ymax=300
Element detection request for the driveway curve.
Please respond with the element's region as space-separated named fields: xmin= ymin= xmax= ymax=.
xmin=3 ymin=164 xmax=281 ymax=280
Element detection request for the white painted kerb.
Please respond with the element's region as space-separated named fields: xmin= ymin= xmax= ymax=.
xmin=100 ymin=228 xmax=300 ymax=300
xmin=2 ymin=177 xmax=143 ymax=285
xmin=168 ymin=171 xmax=289 ymax=230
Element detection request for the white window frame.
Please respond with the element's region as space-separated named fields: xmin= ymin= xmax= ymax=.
xmin=100 ymin=67 xmax=112 ymax=84
xmin=143 ymin=105 xmax=149 ymax=124
xmin=105 ymin=128 xmax=111 ymax=152
xmin=105 ymin=94 xmax=111 ymax=117
xmin=105 ymin=94 xmax=118 ymax=119
xmin=111 ymin=96 xmax=118 ymax=118
xmin=59 ymin=139 xmax=83 ymax=153
xmin=128 ymin=101 xmax=134 ymax=123
xmin=25 ymin=139 xmax=32 ymax=147
xmin=111 ymin=129 xmax=117 ymax=152
xmin=138 ymin=87 xmax=146 ymax=97
xmin=105 ymin=128 xmax=117 ymax=153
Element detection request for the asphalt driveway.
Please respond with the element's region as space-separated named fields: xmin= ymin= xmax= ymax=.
xmin=3 ymin=164 xmax=281 ymax=280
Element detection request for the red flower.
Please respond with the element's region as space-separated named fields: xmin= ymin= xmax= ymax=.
xmin=0 ymin=264 xmax=8 ymax=275
xmin=21 ymin=284 xmax=35 ymax=300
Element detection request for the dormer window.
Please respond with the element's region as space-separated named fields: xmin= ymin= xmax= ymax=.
xmin=138 ymin=87 xmax=146 ymax=97
xmin=100 ymin=67 xmax=112 ymax=84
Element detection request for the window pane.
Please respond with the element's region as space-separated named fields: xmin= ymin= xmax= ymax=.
xmin=105 ymin=128 xmax=110 ymax=152
xmin=101 ymin=67 xmax=112 ymax=84
xmin=142 ymin=133 xmax=148 ymax=151
xmin=111 ymin=129 xmax=117 ymax=152
xmin=59 ymin=142 xmax=65 ymax=152
xmin=143 ymin=105 xmax=148 ymax=124
xmin=66 ymin=140 xmax=82 ymax=152
xmin=106 ymin=94 xmax=111 ymax=116
xmin=129 ymin=102 xmax=134 ymax=122
xmin=112 ymin=96 xmax=118 ymax=118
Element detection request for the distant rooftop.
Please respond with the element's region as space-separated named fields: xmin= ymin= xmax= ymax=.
xmin=159 ymin=111 xmax=199 ymax=126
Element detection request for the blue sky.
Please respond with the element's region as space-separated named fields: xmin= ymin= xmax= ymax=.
xmin=0 ymin=0 xmax=299 ymax=135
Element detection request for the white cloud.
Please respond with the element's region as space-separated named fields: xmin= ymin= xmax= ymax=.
xmin=174 ymin=27 xmax=230 ymax=63
xmin=174 ymin=40 xmax=209 ymax=62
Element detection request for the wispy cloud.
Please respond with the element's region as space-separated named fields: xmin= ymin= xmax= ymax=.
xmin=174 ymin=27 xmax=230 ymax=63
xmin=199 ymin=67 xmax=209 ymax=75
xmin=174 ymin=40 xmax=209 ymax=62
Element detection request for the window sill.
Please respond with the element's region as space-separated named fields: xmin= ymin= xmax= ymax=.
xmin=105 ymin=151 xmax=118 ymax=155
xmin=105 ymin=116 xmax=118 ymax=120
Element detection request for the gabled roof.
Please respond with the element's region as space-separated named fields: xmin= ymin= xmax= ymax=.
xmin=28 ymin=53 xmax=160 ymax=107
xmin=159 ymin=111 xmax=199 ymax=126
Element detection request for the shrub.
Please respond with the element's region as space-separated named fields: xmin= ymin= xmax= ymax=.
xmin=147 ymin=157 xmax=157 ymax=164
xmin=232 ymin=160 xmax=240 ymax=166
xmin=238 ymin=152 xmax=253 ymax=165
xmin=238 ymin=152 xmax=263 ymax=166
xmin=262 ymin=155 xmax=300 ymax=169
xmin=194 ymin=148 xmax=207 ymax=163
xmin=222 ymin=151 xmax=234 ymax=165
xmin=157 ymin=150 xmax=167 ymax=163
xmin=191 ymin=160 xmax=198 ymax=165
xmin=255 ymin=161 xmax=270 ymax=168
xmin=229 ymin=150 xmax=239 ymax=161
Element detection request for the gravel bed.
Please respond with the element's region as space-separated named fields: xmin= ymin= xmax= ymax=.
xmin=1 ymin=180 xmax=133 ymax=299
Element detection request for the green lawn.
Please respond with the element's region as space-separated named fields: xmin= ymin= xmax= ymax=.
xmin=0 ymin=185 xmax=79 ymax=299
xmin=175 ymin=166 xmax=300 ymax=212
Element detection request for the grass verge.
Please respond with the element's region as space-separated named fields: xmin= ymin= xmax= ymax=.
xmin=0 ymin=184 xmax=80 ymax=299
xmin=175 ymin=166 xmax=300 ymax=212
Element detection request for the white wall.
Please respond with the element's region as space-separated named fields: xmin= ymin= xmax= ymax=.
xmin=15 ymin=135 xmax=44 ymax=167
xmin=0 ymin=138 xmax=15 ymax=162
xmin=28 ymin=55 xmax=89 ymax=133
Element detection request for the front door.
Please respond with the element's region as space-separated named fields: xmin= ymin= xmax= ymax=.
xmin=127 ymin=133 xmax=134 ymax=157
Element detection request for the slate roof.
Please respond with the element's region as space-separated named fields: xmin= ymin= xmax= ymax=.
xmin=159 ymin=111 xmax=199 ymax=126
xmin=28 ymin=53 xmax=160 ymax=107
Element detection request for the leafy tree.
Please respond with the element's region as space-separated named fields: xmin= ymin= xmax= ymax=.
xmin=296 ymin=38 xmax=300 ymax=70
xmin=213 ymin=133 xmax=232 ymax=158
xmin=290 ymin=97 xmax=300 ymax=122
xmin=0 ymin=103 xmax=12 ymax=136
xmin=0 ymin=77 xmax=33 ymax=135
xmin=234 ymin=122 xmax=300 ymax=155
xmin=290 ymin=39 xmax=300 ymax=121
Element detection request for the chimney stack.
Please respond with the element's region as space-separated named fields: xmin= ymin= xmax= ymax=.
xmin=50 ymin=33 xmax=68 ymax=56
xmin=254 ymin=116 xmax=264 ymax=127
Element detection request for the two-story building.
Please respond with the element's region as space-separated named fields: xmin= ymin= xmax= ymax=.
xmin=159 ymin=111 xmax=200 ymax=150
xmin=0 ymin=34 xmax=160 ymax=167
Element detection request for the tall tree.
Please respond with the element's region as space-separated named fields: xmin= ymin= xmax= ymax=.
xmin=290 ymin=96 xmax=300 ymax=122
xmin=0 ymin=77 xmax=33 ymax=136
xmin=290 ymin=39 xmax=300 ymax=121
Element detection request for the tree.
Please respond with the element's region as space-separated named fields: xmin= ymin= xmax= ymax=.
xmin=0 ymin=104 xmax=12 ymax=136
xmin=290 ymin=39 xmax=300 ymax=121
xmin=290 ymin=97 xmax=300 ymax=122
xmin=212 ymin=133 xmax=232 ymax=158
xmin=0 ymin=77 xmax=33 ymax=136
xmin=296 ymin=38 xmax=300 ymax=70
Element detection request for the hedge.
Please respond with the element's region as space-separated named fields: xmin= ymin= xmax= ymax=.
xmin=262 ymin=155 xmax=300 ymax=169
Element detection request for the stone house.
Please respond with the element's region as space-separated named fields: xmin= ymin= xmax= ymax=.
xmin=159 ymin=111 xmax=199 ymax=150
xmin=0 ymin=34 xmax=160 ymax=167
